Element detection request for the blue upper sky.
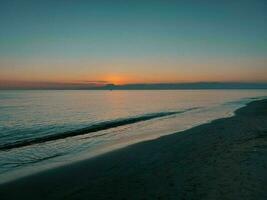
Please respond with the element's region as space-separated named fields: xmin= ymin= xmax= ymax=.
xmin=0 ymin=0 xmax=266 ymax=85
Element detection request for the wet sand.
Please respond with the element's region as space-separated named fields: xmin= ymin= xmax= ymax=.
xmin=1 ymin=99 xmax=267 ymax=200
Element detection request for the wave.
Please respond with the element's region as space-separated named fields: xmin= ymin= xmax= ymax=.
xmin=0 ymin=107 xmax=199 ymax=151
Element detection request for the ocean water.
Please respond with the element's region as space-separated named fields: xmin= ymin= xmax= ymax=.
xmin=0 ymin=90 xmax=267 ymax=183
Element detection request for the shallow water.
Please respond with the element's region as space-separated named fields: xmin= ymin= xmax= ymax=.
xmin=0 ymin=90 xmax=267 ymax=183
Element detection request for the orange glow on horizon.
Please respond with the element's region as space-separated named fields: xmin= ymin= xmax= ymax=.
xmin=1 ymin=57 xmax=267 ymax=85
xmin=104 ymin=74 xmax=132 ymax=85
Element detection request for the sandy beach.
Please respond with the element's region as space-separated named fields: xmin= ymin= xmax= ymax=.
xmin=0 ymin=99 xmax=267 ymax=200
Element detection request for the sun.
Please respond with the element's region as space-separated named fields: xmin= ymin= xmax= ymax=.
xmin=105 ymin=74 xmax=125 ymax=85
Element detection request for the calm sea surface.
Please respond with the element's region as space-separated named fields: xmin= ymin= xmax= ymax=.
xmin=0 ymin=90 xmax=267 ymax=183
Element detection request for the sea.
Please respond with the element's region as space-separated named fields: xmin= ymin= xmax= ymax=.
xmin=0 ymin=90 xmax=267 ymax=183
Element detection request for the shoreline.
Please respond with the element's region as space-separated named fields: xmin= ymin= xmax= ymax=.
xmin=1 ymin=99 xmax=267 ymax=199
xmin=0 ymin=101 xmax=244 ymax=184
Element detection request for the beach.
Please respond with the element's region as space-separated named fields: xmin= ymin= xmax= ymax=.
xmin=0 ymin=99 xmax=267 ymax=200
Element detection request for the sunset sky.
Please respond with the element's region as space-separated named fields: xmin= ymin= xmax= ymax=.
xmin=0 ymin=0 xmax=267 ymax=87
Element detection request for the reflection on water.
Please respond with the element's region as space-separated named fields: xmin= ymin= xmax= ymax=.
xmin=0 ymin=90 xmax=267 ymax=183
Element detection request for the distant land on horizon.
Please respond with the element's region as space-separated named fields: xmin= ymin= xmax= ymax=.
xmin=1 ymin=81 xmax=267 ymax=90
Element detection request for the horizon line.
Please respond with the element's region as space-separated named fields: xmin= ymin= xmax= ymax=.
xmin=1 ymin=81 xmax=267 ymax=90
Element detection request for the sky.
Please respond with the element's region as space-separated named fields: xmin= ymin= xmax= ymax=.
xmin=0 ymin=0 xmax=267 ymax=87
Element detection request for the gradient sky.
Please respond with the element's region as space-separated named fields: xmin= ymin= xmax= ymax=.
xmin=0 ymin=0 xmax=267 ymax=85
